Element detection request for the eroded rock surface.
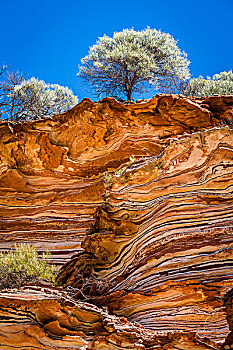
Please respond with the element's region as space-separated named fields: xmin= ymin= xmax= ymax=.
xmin=56 ymin=119 xmax=233 ymax=341
xmin=0 ymin=286 xmax=223 ymax=349
xmin=0 ymin=94 xmax=232 ymax=264
xmin=223 ymin=288 xmax=233 ymax=348
xmin=1 ymin=94 xmax=233 ymax=347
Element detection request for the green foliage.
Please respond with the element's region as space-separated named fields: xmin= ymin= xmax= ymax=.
xmin=0 ymin=68 xmax=78 ymax=121
xmin=78 ymin=27 xmax=190 ymax=101
xmin=103 ymin=156 xmax=137 ymax=187
xmin=182 ymin=70 xmax=233 ymax=96
xmin=0 ymin=244 xmax=56 ymax=289
xmin=0 ymin=267 xmax=37 ymax=290
xmin=13 ymin=78 xmax=79 ymax=120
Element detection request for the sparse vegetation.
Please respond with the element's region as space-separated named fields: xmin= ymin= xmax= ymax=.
xmin=78 ymin=27 xmax=190 ymax=101
xmin=182 ymin=70 xmax=233 ymax=96
xmin=103 ymin=156 xmax=137 ymax=187
xmin=0 ymin=244 xmax=56 ymax=290
xmin=0 ymin=66 xmax=78 ymax=121
xmin=66 ymin=275 xmax=115 ymax=301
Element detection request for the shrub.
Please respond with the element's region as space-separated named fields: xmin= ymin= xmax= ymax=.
xmin=182 ymin=70 xmax=233 ymax=96
xmin=78 ymin=27 xmax=190 ymax=100
xmin=0 ymin=266 xmax=38 ymax=290
xmin=0 ymin=67 xmax=79 ymax=122
xmin=0 ymin=244 xmax=56 ymax=290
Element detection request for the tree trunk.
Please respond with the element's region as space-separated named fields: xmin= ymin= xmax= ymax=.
xmin=126 ymin=90 xmax=132 ymax=101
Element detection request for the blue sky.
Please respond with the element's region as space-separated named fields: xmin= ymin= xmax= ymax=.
xmin=0 ymin=0 xmax=232 ymax=101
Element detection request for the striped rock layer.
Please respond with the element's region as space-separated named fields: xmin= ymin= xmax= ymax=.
xmin=0 ymin=286 xmax=224 ymax=350
xmin=1 ymin=94 xmax=233 ymax=347
xmin=223 ymin=288 xmax=233 ymax=348
xmin=57 ymin=125 xmax=233 ymax=342
xmin=0 ymin=94 xmax=232 ymax=265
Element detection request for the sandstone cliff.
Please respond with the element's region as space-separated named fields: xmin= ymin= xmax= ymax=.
xmin=0 ymin=286 xmax=225 ymax=349
xmin=0 ymin=94 xmax=233 ymax=349
xmin=0 ymin=95 xmax=231 ymax=264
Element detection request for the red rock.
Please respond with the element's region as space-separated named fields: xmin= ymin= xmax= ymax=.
xmin=0 ymin=286 xmax=223 ymax=349
xmin=57 ymin=125 xmax=233 ymax=342
xmin=0 ymin=94 xmax=216 ymax=264
xmin=1 ymin=94 xmax=233 ymax=348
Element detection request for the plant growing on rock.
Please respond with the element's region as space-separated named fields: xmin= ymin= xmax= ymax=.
xmin=78 ymin=27 xmax=190 ymax=101
xmin=0 ymin=244 xmax=56 ymax=290
xmin=182 ymin=70 xmax=233 ymax=96
xmin=103 ymin=156 xmax=138 ymax=187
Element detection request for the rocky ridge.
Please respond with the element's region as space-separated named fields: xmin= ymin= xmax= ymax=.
xmin=57 ymin=125 xmax=233 ymax=341
xmin=0 ymin=286 xmax=227 ymax=349
xmin=0 ymin=94 xmax=233 ymax=348
xmin=0 ymin=94 xmax=231 ymax=264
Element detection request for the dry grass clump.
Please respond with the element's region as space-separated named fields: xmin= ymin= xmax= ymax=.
xmin=0 ymin=244 xmax=56 ymax=290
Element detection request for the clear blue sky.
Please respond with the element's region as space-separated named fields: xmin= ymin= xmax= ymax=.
xmin=0 ymin=0 xmax=232 ymax=101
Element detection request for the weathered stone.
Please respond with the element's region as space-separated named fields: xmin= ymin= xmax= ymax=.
xmin=0 ymin=286 xmax=222 ymax=349
xmin=57 ymin=125 xmax=233 ymax=341
xmin=0 ymin=94 xmax=227 ymax=264
xmin=1 ymin=94 xmax=233 ymax=348
xmin=223 ymin=288 xmax=233 ymax=348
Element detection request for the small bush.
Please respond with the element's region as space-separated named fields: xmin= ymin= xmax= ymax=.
xmin=0 ymin=244 xmax=56 ymax=290
xmin=0 ymin=266 xmax=38 ymax=290
xmin=182 ymin=70 xmax=233 ymax=96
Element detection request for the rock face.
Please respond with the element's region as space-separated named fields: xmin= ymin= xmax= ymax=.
xmin=0 ymin=94 xmax=232 ymax=265
xmin=57 ymin=126 xmax=233 ymax=342
xmin=0 ymin=94 xmax=233 ymax=348
xmin=224 ymin=288 xmax=233 ymax=348
xmin=0 ymin=286 xmax=223 ymax=349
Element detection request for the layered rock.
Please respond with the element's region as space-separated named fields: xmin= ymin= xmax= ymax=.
xmin=223 ymin=288 xmax=233 ymax=348
xmin=1 ymin=94 xmax=227 ymax=265
xmin=0 ymin=286 xmax=223 ymax=349
xmin=1 ymin=94 xmax=233 ymax=347
xmin=57 ymin=125 xmax=233 ymax=342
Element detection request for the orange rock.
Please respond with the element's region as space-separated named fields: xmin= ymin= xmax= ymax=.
xmin=1 ymin=94 xmax=233 ymax=347
xmin=0 ymin=94 xmax=219 ymax=264
xmin=0 ymin=286 xmax=222 ymax=349
xmin=57 ymin=125 xmax=233 ymax=342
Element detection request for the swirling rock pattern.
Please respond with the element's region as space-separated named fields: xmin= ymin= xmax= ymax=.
xmin=1 ymin=94 xmax=225 ymax=265
xmin=0 ymin=286 xmax=223 ymax=349
xmin=0 ymin=94 xmax=232 ymax=265
xmin=57 ymin=126 xmax=233 ymax=342
xmin=1 ymin=94 xmax=233 ymax=347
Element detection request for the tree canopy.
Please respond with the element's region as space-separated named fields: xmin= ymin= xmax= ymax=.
xmin=78 ymin=27 xmax=191 ymax=101
xmin=0 ymin=68 xmax=78 ymax=121
xmin=182 ymin=70 xmax=233 ymax=97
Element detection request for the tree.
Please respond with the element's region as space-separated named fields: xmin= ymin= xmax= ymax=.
xmin=77 ymin=27 xmax=190 ymax=101
xmin=182 ymin=70 xmax=233 ymax=97
xmin=0 ymin=68 xmax=78 ymax=121
xmin=0 ymin=69 xmax=25 ymax=121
